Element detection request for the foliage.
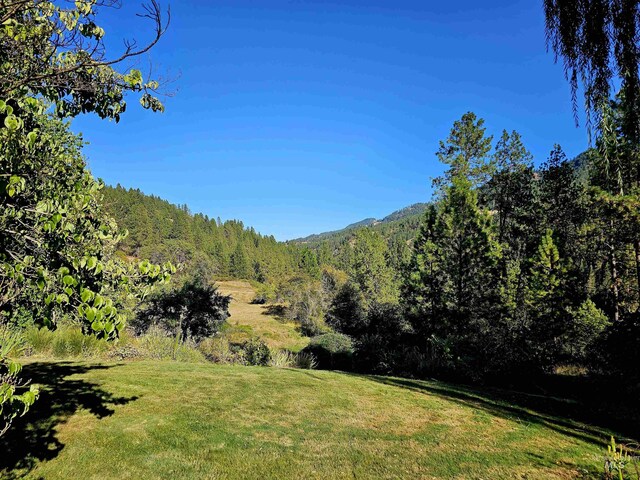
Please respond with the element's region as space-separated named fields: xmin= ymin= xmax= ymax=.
xmin=544 ymin=0 xmax=640 ymax=139
xmin=0 ymin=0 xmax=168 ymax=120
xmin=303 ymin=332 xmax=354 ymax=370
xmin=433 ymin=112 xmax=494 ymax=190
xmin=102 ymin=185 xmax=322 ymax=283
xmin=0 ymin=0 xmax=171 ymax=434
xmin=197 ymin=336 xmax=238 ymax=364
xmin=134 ymin=279 xmax=231 ymax=342
xmin=239 ymin=338 xmax=271 ymax=366
xmin=604 ymin=437 xmax=639 ymax=480
xmin=0 ymin=327 xmax=38 ymax=435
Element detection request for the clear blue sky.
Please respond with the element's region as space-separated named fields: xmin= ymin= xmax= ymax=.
xmin=72 ymin=0 xmax=589 ymax=241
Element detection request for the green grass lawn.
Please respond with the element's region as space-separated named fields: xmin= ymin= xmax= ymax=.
xmin=1 ymin=360 xmax=617 ymax=479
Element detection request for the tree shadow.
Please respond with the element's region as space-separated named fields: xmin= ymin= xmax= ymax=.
xmin=261 ymin=304 xmax=287 ymax=320
xmin=362 ymin=374 xmax=640 ymax=447
xmin=0 ymin=361 xmax=138 ymax=479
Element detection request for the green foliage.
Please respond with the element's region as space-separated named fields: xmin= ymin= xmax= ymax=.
xmin=565 ymin=300 xmax=609 ymax=363
xmin=197 ymin=336 xmax=238 ymax=364
xmin=0 ymin=0 xmax=168 ymax=120
xmin=240 ymin=338 xmax=271 ymax=366
xmin=404 ymin=173 xmax=501 ymax=352
xmin=102 ymin=185 xmax=314 ymax=283
xmin=134 ymin=279 xmax=231 ymax=342
xmin=433 ymin=112 xmax=494 ymax=190
xmin=303 ymin=332 xmax=354 ymax=370
xmin=350 ymin=229 xmax=398 ymax=304
xmin=137 ymin=326 xmax=205 ymax=363
xmin=604 ymin=437 xmax=638 ymax=480
xmin=0 ymin=327 xmax=38 ymax=435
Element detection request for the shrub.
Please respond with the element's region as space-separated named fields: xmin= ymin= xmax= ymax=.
xmin=107 ymin=345 xmax=143 ymax=360
xmin=269 ymin=349 xmax=296 ymax=368
xmin=135 ymin=326 xmax=206 ymax=362
xmin=133 ymin=279 xmax=230 ymax=342
xmin=198 ymin=336 xmax=239 ymax=363
xmin=295 ymin=351 xmax=317 ymax=370
xmin=240 ymin=338 xmax=271 ymax=366
xmin=303 ymin=332 xmax=354 ymax=370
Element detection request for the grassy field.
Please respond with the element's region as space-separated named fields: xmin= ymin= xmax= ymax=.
xmin=1 ymin=360 xmax=615 ymax=479
xmin=216 ymin=280 xmax=308 ymax=352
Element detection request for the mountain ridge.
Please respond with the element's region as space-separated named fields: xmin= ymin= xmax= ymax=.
xmin=291 ymin=202 xmax=429 ymax=243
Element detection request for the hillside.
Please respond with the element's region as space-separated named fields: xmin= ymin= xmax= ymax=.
xmin=217 ymin=280 xmax=308 ymax=352
xmin=101 ymin=185 xmax=317 ymax=282
xmin=1 ymin=361 xmax=606 ymax=479
xmin=293 ymin=203 xmax=428 ymax=244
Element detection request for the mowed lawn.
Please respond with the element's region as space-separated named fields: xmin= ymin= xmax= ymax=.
xmin=1 ymin=361 xmax=611 ymax=479
xmin=217 ymin=280 xmax=308 ymax=352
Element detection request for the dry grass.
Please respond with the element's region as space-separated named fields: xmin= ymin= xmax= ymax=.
xmin=217 ymin=280 xmax=309 ymax=352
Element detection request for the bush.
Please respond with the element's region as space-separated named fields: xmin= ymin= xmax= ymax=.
xmin=198 ymin=336 xmax=239 ymax=363
xmin=240 ymin=338 xmax=271 ymax=366
xmin=108 ymin=345 xmax=143 ymax=361
xmin=592 ymin=312 xmax=640 ymax=385
xmin=136 ymin=326 xmax=205 ymax=362
xmin=303 ymin=332 xmax=354 ymax=370
xmin=269 ymin=349 xmax=296 ymax=368
xmin=295 ymin=351 xmax=317 ymax=370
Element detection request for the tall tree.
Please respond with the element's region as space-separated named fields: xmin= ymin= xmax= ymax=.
xmin=350 ymin=229 xmax=397 ymax=305
xmin=433 ymin=112 xmax=494 ymax=191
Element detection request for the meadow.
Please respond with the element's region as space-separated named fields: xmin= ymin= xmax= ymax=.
xmin=0 ymin=360 xmax=612 ymax=480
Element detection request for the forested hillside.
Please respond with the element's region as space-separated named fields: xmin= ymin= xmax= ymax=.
xmin=101 ymin=185 xmax=320 ymax=282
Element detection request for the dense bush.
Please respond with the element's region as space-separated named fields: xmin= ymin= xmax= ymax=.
xmin=239 ymin=338 xmax=271 ymax=366
xmin=303 ymin=332 xmax=354 ymax=370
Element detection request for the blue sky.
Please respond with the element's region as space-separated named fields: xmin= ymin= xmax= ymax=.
xmin=73 ymin=0 xmax=589 ymax=240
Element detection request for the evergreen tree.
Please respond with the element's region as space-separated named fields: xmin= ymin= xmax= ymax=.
xmin=350 ymin=229 xmax=397 ymax=305
xmin=229 ymin=242 xmax=249 ymax=279
xmin=433 ymin=112 xmax=494 ymax=191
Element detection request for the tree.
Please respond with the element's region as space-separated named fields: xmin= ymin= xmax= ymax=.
xmin=544 ymin=0 xmax=640 ymax=140
xmin=0 ymin=0 xmax=170 ymax=434
xmin=229 ymin=242 xmax=249 ymax=279
xmin=433 ymin=112 xmax=494 ymax=191
xmin=0 ymin=0 xmax=169 ymax=120
xmin=524 ymin=229 xmax=568 ymax=370
xmin=405 ymin=176 xmax=501 ymax=342
xmin=135 ymin=279 xmax=231 ymax=343
xmin=349 ymin=229 xmax=397 ymax=304
xmin=484 ymin=130 xmax=537 ymax=247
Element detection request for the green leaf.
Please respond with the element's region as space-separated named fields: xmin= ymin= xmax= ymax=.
xmin=8 ymin=361 xmax=21 ymax=376
xmin=91 ymin=320 xmax=104 ymax=332
xmin=4 ymin=115 xmax=20 ymax=131
xmin=80 ymin=289 xmax=93 ymax=303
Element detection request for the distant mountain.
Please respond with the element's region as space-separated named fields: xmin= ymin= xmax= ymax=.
xmin=292 ymin=203 xmax=429 ymax=244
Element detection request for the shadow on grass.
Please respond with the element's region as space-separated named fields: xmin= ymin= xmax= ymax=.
xmin=362 ymin=374 xmax=639 ymax=447
xmin=261 ymin=304 xmax=288 ymax=321
xmin=0 ymin=361 xmax=137 ymax=479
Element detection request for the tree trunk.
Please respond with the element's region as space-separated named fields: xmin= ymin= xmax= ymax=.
xmin=609 ymin=238 xmax=621 ymax=323
xmin=634 ymin=239 xmax=640 ymax=311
